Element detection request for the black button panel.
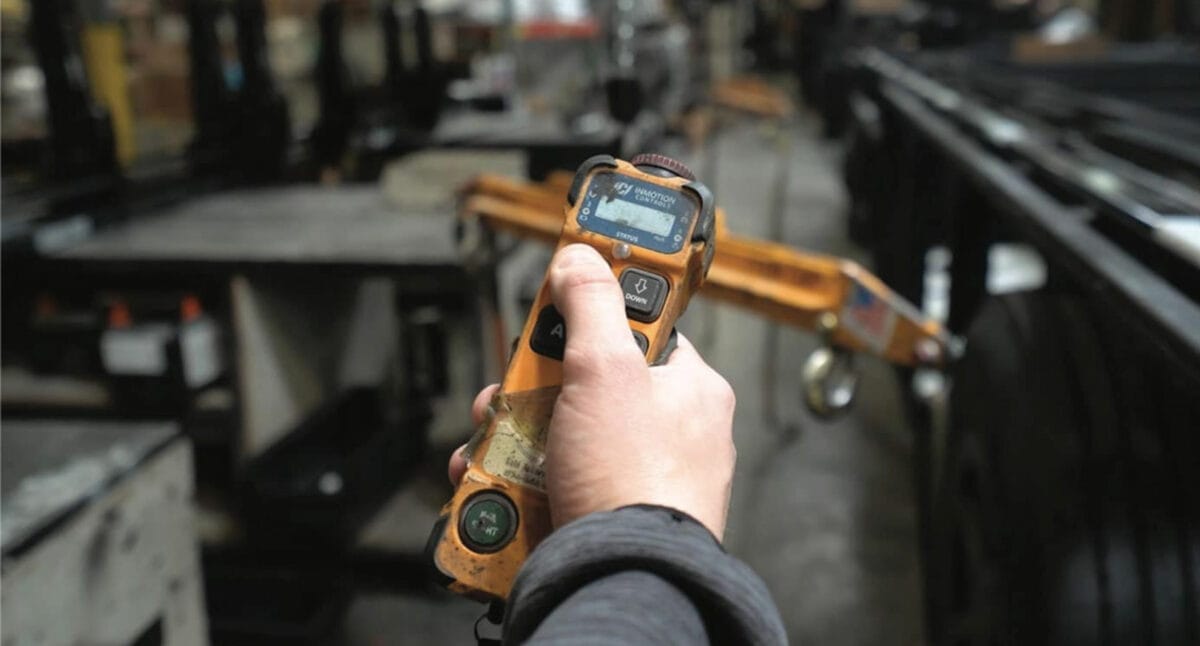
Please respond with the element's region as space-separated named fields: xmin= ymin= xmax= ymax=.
xmin=530 ymin=269 xmax=670 ymax=362
xmin=620 ymin=268 xmax=669 ymax=322
xmin=529 ymin=305 xmax=566 ymax=360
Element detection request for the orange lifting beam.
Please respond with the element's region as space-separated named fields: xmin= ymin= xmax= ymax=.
xmin=459 ymin=173 xmax=954 ymax=368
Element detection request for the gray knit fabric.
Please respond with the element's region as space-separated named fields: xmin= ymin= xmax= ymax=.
xmin=504 ymin=505 xmax=788 ymax=645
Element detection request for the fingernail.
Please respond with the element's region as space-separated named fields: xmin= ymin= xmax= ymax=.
xmin=554 ymin=244 xmax=603 ymax=270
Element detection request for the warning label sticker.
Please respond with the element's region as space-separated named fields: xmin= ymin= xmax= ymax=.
xmin=476 ymin=386 xmax=560 ymax=492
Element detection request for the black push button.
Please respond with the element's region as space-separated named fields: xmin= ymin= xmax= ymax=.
xmin=530 ymin=305 xmax=565 ymax=360
xmin=631 ymin=331 xmax=649 ymax=355
xmin=620 ymin=268 xmax=669 ymax=322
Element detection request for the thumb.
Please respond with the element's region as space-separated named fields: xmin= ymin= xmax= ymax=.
xmin=547 ymin=244 xmax=642 ymax=368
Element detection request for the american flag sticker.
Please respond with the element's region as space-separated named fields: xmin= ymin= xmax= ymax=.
xmin=840 ymin=281 xmax=897 ymax=354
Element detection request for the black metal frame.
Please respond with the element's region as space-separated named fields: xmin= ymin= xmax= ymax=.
xmin=847 ymin=45 xmax=1200 ymax=644
xmin=856 ymin=48 xmax=1200 ymax=381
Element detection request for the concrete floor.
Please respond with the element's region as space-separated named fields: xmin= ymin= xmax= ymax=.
xmin=345 ymin=114 xmax=925 ymax=645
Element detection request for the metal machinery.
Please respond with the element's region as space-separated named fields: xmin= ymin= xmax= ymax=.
xmin=842 ymin=41 xmax=1200 ymax=646
xmin=304 ymin=0 xmax=699 ymax=182
xmin=0 ymin=2 xmax=728 ymax=642
xmin=308 ymin=1 xmax=453 ymax=178
xmin=777 ymin=0 xmax=1200 ymax=640
xmin=186 ymin=0 xmax=291 ymax=182
xmin=3 ymin=2 xmax=485 ymax=643
xmin=2 ymin=0 xmax=292 ymax=259
xmin=795 ymin=0 xmax=1200 ymax=143
xmin=2 ymin=422 xmax=207 ymax=646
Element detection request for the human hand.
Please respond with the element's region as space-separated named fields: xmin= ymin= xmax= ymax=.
xmin=449 ymin=244 xmax=737 ymax=539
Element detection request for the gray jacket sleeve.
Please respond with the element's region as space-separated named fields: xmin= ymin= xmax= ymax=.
xmin=502 ymin=505 xmax=787 ymax=645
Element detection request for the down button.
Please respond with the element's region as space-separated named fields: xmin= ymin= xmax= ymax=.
xmin=619 ymin=268 xmax=669 ymax=322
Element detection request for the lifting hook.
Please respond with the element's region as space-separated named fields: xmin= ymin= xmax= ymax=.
xmin=800 ymin=313 xmax=859 ymax=418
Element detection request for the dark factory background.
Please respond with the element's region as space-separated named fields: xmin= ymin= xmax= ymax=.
xmin=2 ymin=1 xmax=1198 ymax=645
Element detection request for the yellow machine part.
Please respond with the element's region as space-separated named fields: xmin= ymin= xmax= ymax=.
xmin=81 ymin=24 xmax=135 ymax=166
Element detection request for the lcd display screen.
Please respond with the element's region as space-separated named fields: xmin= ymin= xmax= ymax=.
xmin=592 ymin=198 xmax=676 ymax=237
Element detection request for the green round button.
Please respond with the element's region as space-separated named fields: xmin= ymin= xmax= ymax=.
xmin=461 ymin=494 xmax=516 ymax=552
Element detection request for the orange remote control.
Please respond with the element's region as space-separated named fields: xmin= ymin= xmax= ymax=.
xmin=427 ymin=154 xmax=716 ymax=602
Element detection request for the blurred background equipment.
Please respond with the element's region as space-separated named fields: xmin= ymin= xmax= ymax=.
xmin=2 ymin=0 xmax=1198 ymax=645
